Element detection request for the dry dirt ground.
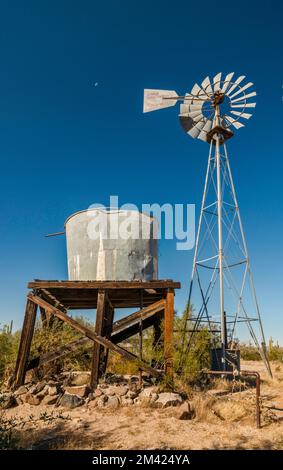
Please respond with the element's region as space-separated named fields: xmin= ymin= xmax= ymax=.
xmin=4 ymin=361 xmax=283 ymax=450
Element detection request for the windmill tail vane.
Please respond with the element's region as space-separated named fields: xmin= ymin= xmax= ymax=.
xmin=143 ymin=72 xmax=272 ymax=378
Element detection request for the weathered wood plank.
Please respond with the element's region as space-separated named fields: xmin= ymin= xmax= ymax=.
xmin=13 ymin=299 xmax=37 ymax=388
xmin=113 ymin=299 xmax=165 ymax=333
xmin=90 ymin=290 xmax=107 ymax=390
xmin=164 ymin=289 xmax=174 ymax=381
xmin=28 ymin=280 xmax=181 ymax=290
xmin=26 ymin=301 xmax=164 ymax=371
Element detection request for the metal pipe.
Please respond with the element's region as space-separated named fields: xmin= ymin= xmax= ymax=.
xmin=203 ymin=369 xmax=261 ymax=428
xmin=45 ymin=231 xmax=65 ymax=238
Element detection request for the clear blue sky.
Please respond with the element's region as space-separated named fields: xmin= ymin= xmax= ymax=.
xmin=0 ymin=1 xmax=282 ymax=342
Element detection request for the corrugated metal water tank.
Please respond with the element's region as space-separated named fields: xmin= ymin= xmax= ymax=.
xmin=65 ymin=208 xmax=158 ymax=281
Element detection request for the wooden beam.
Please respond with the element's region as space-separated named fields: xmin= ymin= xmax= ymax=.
xmin=164 ymin=289 xmax=174 ymax=382
xmin=28 ymin=280 xmax=181 ymax=290
xmin=27 ymin=294 xmax=161 ymax=378
xmin=13 ymin=299 xmax=37 ymax=389
xmin=26 ymin=300 xmax=165 ymax=371
xmin=113 ymin=299 xmax=165 ymax=333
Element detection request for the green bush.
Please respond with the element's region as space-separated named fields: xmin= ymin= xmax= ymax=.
xmin=0 ymin=327 xmax=19 ymax=383
xmin=173 ymin=305 xmax=212 ymax=382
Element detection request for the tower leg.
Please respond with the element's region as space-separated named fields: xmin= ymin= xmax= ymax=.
xmin=215 ymin=133 xmax=226 ymax=369
xmin=13 ymin=298 xmax=37 ymax=389
xmin=164 ymin=288 xmax=174 ymax=383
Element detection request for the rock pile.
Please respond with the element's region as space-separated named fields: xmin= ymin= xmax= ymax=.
xmin=0 ymin=372 xmax=187 ymax=413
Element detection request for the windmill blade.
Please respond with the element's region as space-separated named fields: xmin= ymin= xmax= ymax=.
xmin=231 ymin=110 xmax=252 ymax=120
xmin=231 ymin=91 xmax=257 ymax=103
xmin=228 ymin=82 xmax=254 ymax=100
xmin=191 ymin=83 xmax=202 ymax=96
xmin=231 ymin=102 xmax=256 ymax=108
xmin=188 ymin=110 xmax=204 ymax=119
xmin=188 ymin=119 xmax=207 ymax=138
xmin=190 ymin=83 xmax=209 ymax=100
xmin=143 ymin=89 xmax=179 ymax=113
xmin=226 ymin=75 xmax=246 ymax=96
xmin=198 ymin=120 xmax=213 ymax=141
xmin=179 ymin=115 xmax=194 ymax=133
xmin=188 ymin=104 xmax=203 ymax=111
xmin=180 ymin=103 xmax=190 ymax=114
xmin=221 ymin=72 xmax=235 ymax=93
xmin=201 ymin=76 xmax=213 ymax=94
xmin=225 ymin=115 xmax=245 ymax=129
xmin=213 ymin=72 xmax=222 ymax=92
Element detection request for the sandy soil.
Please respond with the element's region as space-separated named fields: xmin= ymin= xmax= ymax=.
xmin=4 ymin=361 xmax=283 ymax=450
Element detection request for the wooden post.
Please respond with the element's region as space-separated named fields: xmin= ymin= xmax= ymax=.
xmin=100 ymin=302 xmax=114 ymax=375
xmin=90 ymin=290 xmax=107 ymax=390
xmin=151 ymin=315 xmax=162 ymax=368
xmin=164 ymin=288 xmax=174 ymax=383
xmin=13 ymin=298 xmax=37 ymax=389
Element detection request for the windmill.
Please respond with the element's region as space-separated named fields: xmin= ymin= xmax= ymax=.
xmin=143 ymin=72 xmax=272 ymax=377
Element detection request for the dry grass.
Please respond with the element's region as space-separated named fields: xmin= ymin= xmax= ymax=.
xmin=4 ymin=360 xmax=283 ymax=450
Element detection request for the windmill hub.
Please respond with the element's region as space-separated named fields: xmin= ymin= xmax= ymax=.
xmin=212 ymin=91 xmax=225 ymax=107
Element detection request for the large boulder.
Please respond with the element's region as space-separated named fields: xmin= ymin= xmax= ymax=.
xmin=106 ymin=385 xmax=128 ymax=397
xmin=139 ymin=387 xmax=159 ymax=405
xmin=64 ymin=385 xmax=90 ymax=398
xmin=14 ymin=385 xmax=28 ymax=397
xmin=126 ymin=390 xmax=138 ymax=399
xmin=48 ymin=385 xmax=60 ymax=396
xmin=105 ymin=396 xmax=120 ymax=409
xmin=139 ymin=386 xmax=159 ymax=399
xmin=120 ymin=396 xmax=134 ymax=407
xmin=23 ymin=393 xmax=41 ymax=406
xmin=29 ymin=382 xmax=47 ymax=395
xmin=70 ymin=372 xmax=91 ymax=386
xmin=154 ymin=392 xmax=183 ymax=408
xmin=94 ymin=388 xmax=103 ymax=398
xmin=35 ymin=385 xmax=49 ymax=400
xmin=42 ymin=395 xmax=59 ymax=406
xmin=59 ymin=393 xmax=84 ymax=409
xmin=96 ymin=395 xmax=108 ymax=408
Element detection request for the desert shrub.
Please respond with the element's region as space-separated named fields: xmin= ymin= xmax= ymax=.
xmin=240 ymin=340 xmax=283 ymax=362
xmin=173 ymin=304 xmax=212 ymax=382
xmin=29 ymin=317 xmax=93 ymax=376
xmin=0 ymin=316 xmax=94 ymax=385
xmin=107 ymin=305 xmax=212 ymax=383
xmin=240 ymin=344 xmax=261 ymax=361
xmin=0 ymin=327 xmax=20 ymax=384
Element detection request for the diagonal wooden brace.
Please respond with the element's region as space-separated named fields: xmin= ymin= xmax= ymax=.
xmin=26 ymin=294 xmax=161 ymax=383
xmin=26 ymin=298 xmax=166 ymax=372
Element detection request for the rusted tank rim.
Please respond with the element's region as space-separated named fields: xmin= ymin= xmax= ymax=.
xmin=64 ymin=208 xmax=157 ymax=228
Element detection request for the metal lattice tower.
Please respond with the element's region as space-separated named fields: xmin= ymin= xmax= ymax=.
xmin=143 ymin=72 xmax=272 ymax=377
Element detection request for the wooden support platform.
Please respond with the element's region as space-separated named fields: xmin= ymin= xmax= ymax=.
xmin=13 ymin=280 xmax=180 ymax=390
